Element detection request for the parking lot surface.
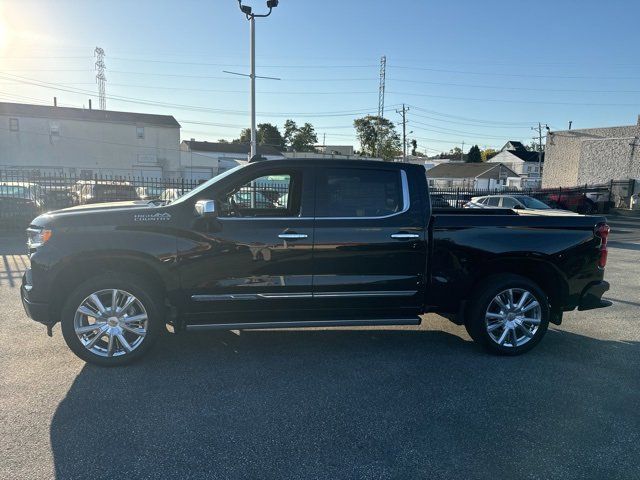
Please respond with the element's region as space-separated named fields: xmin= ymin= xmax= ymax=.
xmin=1 ymin=216 xmax=639 ymax=480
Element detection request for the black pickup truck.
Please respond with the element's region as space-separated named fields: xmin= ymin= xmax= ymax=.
xmin=21 ymin=159 xmax=611 ymax=366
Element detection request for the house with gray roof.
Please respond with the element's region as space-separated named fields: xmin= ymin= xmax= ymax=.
xmin=180 ymin=140 xmax=285 ymax=180
xmin=0 ymin=101 xmax=181 ymax=178
xmin=426 ymin=162 xmax=520 ymax=189
xmin=543 ymin=116 xmax=640 ymax=187
xmin=487 ymin=141 xmax=543 ymax=188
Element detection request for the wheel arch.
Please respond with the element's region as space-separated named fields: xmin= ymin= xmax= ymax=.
xmin=49 ymin=252 xmax=171 ymax=324
xmin=469 ymin=256 xmax=568 ymax=313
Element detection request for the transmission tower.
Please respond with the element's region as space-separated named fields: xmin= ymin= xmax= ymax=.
xmin=94 ymin=47 xmax=106 ymax=110
xmin=378 ymin=55 xmax=386 ymax=118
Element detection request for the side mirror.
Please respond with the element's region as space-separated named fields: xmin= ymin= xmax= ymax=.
xmin=195 ymin=199 xmax=217 ymax=217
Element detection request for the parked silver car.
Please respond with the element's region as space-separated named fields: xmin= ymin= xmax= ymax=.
xmin=464 ymin=195 xmax=578 ymax=215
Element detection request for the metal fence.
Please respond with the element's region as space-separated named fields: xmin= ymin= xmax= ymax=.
xmin=429 ymin=180 xmax=635 ymax=213
xmin=0 ymin=169 xmax=636 ymax=231
xmin=0 ymin=169 xmax=295 ymax=230
xmin=0 ymin=170 xmax=201 ymax=230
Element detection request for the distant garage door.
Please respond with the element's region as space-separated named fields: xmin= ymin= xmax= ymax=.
xmin=133 ymin=166 xmax=163 ymax=179
xmin=184 ymin=167 xmax=213 ymax=181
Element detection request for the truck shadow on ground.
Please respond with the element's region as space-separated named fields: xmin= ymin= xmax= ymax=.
xmin=50 ymin=327 xmax=640 ymax=480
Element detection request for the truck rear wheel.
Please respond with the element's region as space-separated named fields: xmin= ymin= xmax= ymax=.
xmin=465 ymin=275 xmax=549 ymax=355
xmin=60 ymin=273 xmax=163 ymax=366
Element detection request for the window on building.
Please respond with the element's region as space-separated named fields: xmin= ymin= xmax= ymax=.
xmin=9 ymin=118 xmax=19 ymax=131
xmin=136 ymin=126 xmax=145 ymax=139
xmin=315 ymin=168 xmax=403 ymax=218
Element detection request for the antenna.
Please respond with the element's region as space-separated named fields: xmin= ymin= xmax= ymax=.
xmin=94 ymin=47 xmax=106 ymax=110
xmin=378 ymin=55 xmax=386 ymax=118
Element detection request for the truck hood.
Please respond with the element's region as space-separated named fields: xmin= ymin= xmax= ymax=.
xmin=30 ymin=200 xmax=174 ymax=229
xmin=47 ymin=200 xmax=152 ymax=215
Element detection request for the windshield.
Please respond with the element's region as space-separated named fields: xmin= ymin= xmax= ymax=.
xmin=519 ymin=196 xmax=551 ymax=209
xmin=171 ymin=164 xmax=247 ymax=205
xmin=0 ymin=185 xmax=35 ymax=199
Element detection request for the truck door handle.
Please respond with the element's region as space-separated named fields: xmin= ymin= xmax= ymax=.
xmin=278 ymin=232 xmax=308 ymax=239
xmin=390 ymin=232 xmax=420 ymax=239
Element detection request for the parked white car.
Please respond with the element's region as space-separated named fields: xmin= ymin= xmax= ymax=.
xmin=464 ymin=195 xmax=579 ymax=215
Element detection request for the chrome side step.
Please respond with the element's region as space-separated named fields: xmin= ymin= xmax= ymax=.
xmin=184 ymin=317 xmax=421 ymax=332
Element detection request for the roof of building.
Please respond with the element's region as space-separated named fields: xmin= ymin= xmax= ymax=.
xmin=426 ymin=162 xmax=518 ymax=179
xmin=503 ymin=149 xmax=543 ymax=163
xmin=502 ymin=140 xmax=526 ymax=151
xmin=182 ymin=140 xmax=283 ymax=156
xmin=0 ymin=102 xmax=180 ymax=127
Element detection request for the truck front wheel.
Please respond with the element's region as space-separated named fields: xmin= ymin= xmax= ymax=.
xmin=465 ymin=275 xmax=550 ymax=355
xmin=60 ymin=273 xmax=163 ymax=366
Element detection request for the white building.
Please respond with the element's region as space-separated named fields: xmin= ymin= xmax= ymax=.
xmin=487 ymin=141 xmax=543 ymax=188
xmin=315 ymin=145 xmax=354 ymax=156
xmin=0 ymin=102 xmax=181 ymax=178
xmin=426 ymin=162 xmax=520 ymax=189
xmin=180 ymin=140 xmax=285 ymax=180
xmin=543 ymin=117 xmax=640 ymax=188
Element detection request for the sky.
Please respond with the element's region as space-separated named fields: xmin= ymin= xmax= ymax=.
xmin=1 ymin=0 xmax=640 ymax=155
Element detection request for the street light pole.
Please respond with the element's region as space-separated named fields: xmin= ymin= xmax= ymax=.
xmin=237 ymin=0 xmax=279 ymax=161
xmin=249 ymin=15 xmax=256 ymax=159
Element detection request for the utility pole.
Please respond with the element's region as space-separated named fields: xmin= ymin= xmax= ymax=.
xmin=236 ymin=1 xmax=279 ymax=160
xmin=461 ymin=141 xmax=465 ymax=162
xmin=396 ymin=104 xmax=409 ymax=161
xmin=531 ymin=122 xmax=548 ymax=186
xmin=378 ymin=55 xmax=386 ymax=118
xmin=94 ymin=47 xmax=106 ymax=110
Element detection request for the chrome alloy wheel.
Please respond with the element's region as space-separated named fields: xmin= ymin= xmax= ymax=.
xmin=73 ymin=289 xmax=148 ymax=357
xmin=485 ymin=288 xmax=542 ymax=348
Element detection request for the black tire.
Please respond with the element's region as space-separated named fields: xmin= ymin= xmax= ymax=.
xmin=465 ymin=274 xmax=549 ymax=355
xmin=60 ymin=273 xmax=164 ymax=366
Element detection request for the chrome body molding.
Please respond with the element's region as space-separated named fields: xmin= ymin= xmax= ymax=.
xmin=185 ymin=317 xmax=421 ymax=331
xmin=191 ymin=292 xmax=313 ymax=302
xmin=313 ymin=290 xmax=417 ymax=298
xmin=191 ymin=290 xmax=417 ymax=302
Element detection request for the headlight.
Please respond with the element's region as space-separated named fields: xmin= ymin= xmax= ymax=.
xmin=27 ymin=227 xmax=52 ymax=249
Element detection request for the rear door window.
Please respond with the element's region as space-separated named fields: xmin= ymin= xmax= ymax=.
xmin=500 ymin=197 xmax=518 ymax=208
xmin=315 ymin=168 xmax=403 ymax=218
xmin=486 ymin=196 xmax=500 ymax=207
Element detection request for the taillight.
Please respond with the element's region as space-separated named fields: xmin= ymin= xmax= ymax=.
xmin=595 ymin=223 xmax=610 ymax=268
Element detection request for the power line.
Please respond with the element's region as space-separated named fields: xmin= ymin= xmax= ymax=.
xmin=0 ymin=72 xmax=395 ymax=118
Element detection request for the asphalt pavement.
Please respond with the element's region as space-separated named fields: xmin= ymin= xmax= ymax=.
xmin=1 ymin=215 xmax=639 ymax=480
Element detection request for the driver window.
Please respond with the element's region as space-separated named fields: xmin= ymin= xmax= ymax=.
xmin=218 ymin=171 xmax=300 ymax=218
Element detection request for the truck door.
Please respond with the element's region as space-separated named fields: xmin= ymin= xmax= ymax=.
xmin=181 ymin=164 xmax=315 ymax=323
xmin=311 ymin=165 xmax=427 ymax=318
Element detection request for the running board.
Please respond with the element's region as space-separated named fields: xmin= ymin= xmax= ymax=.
xmin=184 ymin=317 xmax=421 ymax=332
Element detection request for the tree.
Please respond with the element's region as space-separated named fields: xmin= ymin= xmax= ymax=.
xmin=481 ymin=148 xmax=498 ymax=162
xmin=290 ymin=122 xmax=318 ymax=152
xmin=283 ymin=119 xmax=298 ymax=149
xmin=410 ymin=139 xmax=418 ymax=156
xmin=353 ymin=115 xmax=401 ymax=160
xmin=466 ymin=145 xmax=482 ymax=163
xmin=281 ymin=120 xmax=317 ymax=151
xmin=257 ymin=123 xmax=285 ymax=150
xmin=233 ymin=123 xmax=285 ymax=150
